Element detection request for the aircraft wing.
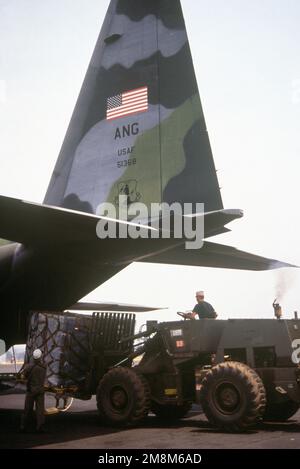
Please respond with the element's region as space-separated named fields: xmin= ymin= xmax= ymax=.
xmin=0 ymin=195 xmax=154 ymax=246
xmin=68 ymin=301 xmax=165 ymax=313
xmin=140 ymin=241 xmax=297 ymax=271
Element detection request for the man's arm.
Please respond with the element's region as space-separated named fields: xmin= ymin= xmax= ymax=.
xmin=186 ymin=311 xmax=197 ymax=319
xmin=206 ymin=302 xmax=218 ymax=318
xmin=18 ymin=364 xmax=32 ymax=381
xmin=22 ymin=364 xmax=32 ymax=377
xmin=183 ymin=307 xmax=198 ymax=319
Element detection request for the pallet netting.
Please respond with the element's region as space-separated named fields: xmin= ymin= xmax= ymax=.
xmin=24 ymin=311 xmax=136 ymax=390
xmin=25 ymin=312 xmax=92 ymax=388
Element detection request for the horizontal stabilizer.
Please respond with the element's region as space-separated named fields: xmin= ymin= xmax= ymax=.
xmin=0 ymin=195 xmax=153 ymax=246
xmin=140 ymin=240 xmax=297 ymax=271
xmin=0 ymin=196 xmax=295 ymax=271
xmin=0 ymin=195 xmax=182 ymax=269
xmin=68 ymin=301 xmax=165 ymax=313
xmin=187 ymin=208 xmax=244 ymax=238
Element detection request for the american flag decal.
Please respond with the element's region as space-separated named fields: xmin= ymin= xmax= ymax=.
xmin=106 ymin=86 xmax=148 ymax=120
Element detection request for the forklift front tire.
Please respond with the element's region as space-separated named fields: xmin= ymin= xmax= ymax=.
xmin=97 ymin=367 xmax=150 ymax=426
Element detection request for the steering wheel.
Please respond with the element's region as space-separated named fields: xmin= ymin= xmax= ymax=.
xmin=177 ymin=312 xmax=188 ymax=319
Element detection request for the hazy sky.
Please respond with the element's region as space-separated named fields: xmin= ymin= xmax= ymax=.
xmin=0 ymin=0 xmax=299 ymax=330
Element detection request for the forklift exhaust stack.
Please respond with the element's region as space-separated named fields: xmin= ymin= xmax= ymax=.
xmin=273 ymin=299 xmax=283 ymax=319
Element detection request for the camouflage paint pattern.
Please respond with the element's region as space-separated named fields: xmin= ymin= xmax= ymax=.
xmin=44 ymin=0 xmax=223 ymax=215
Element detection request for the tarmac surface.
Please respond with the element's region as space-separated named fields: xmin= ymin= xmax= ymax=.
xmin=1 ymin=394 xmax=300 ymax=449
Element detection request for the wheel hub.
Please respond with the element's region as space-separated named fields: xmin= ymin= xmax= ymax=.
xmin=214 ymin=382 xmax=241 ymax=414
xmin=110 ymin=386 xmax=128 ymax=410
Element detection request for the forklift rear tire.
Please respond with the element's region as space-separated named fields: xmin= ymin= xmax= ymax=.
xmin=97 ymin=367 xmax=150 ymax=426
xmin=200 ymin=361 xmax=266 ymax=432
xmin=263 ymin=400 xmax=299 ymax=422
xmin=151 ymin=401 xmax=192 ymax=420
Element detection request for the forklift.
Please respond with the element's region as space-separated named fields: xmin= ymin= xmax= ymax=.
xmin=97 ymin=305 xmax=300 ymax=431
xmin=19 ymin=303 xmax=300 ymax=432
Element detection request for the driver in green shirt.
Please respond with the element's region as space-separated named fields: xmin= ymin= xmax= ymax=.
xmin=182 ymin=291 xmax=218 ymax=320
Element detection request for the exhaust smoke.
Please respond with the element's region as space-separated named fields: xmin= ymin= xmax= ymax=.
xmin=274 ymin=269 xmax=296 ymax=302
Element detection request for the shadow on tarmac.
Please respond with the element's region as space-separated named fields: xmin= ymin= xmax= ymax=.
xmin=1 ymin=406 xmax=300 ymax=449
xmin=191 ymin=418 xmax=300 ymax=435
xmin=0 ymin=408 xmax=123 ymax=449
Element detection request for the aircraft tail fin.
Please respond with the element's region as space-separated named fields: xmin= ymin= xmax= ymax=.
xmin=44 ymin=0 xmax=223 ymax=216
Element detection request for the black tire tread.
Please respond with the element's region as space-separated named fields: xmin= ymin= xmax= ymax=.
xmin=97 ymin=367 xmax=150 ymax=426
xmin=200 ymin=361 xmax=266 ymax=432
